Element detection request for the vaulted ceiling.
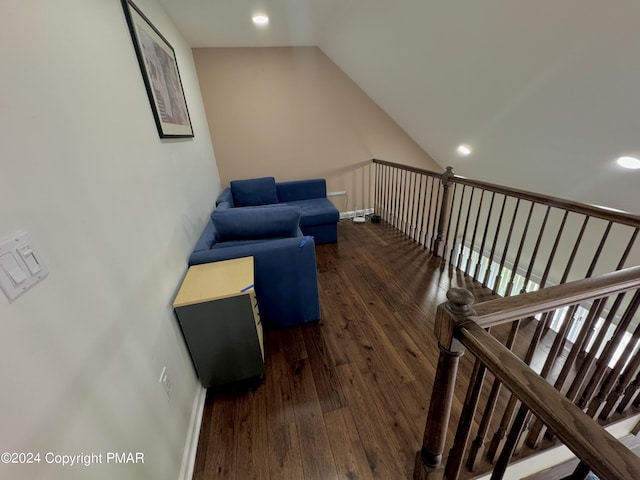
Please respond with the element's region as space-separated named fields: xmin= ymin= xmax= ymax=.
xmin=158 ymin=0 xmax=640 ymax=214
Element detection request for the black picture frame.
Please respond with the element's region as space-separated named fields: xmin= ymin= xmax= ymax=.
xmin=121 ymin=0 xmax=194 ymax=138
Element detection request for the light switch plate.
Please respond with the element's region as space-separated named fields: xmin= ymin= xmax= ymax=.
xmin=0 ymin=231 xmax=48 ymax=302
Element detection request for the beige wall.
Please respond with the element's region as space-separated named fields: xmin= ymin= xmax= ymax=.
xmin=193 ymin=46 xmax=441 ymax=212
xmin=0 ymin=1 xmax=219 ymax=478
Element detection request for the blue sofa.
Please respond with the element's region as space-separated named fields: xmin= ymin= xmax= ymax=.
xmin=216 ymin=177 xmax=340 ymax=244
xmin=188 ymin=177 xmax=337 ymax=328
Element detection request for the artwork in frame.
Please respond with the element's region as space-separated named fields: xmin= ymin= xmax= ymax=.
xmin=121 ymin=0 xmax=194 ymax=138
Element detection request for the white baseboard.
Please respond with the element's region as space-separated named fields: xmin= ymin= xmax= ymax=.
xmin=340 ymin=208 xmax=374 ymax=220
xmin=179 ymin=385 xmax=207 ymax=480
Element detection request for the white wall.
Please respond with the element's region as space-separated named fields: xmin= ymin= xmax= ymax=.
xmin=0 ymin=1 xmax=219 ymax=479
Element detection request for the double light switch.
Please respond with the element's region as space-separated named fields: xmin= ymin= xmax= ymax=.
xmin=0 ymin=231 xmax=48 ymax=302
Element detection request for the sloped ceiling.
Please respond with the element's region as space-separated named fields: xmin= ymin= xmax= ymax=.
xmin=159 ymin=0 xmax=640 ymax=214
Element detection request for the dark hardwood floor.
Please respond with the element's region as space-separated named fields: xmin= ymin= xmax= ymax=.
xmin=191 ymin=219 xmax=531 ymax=480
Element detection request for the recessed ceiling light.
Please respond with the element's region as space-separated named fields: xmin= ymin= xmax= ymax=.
xmin=252 ymin=15 xmax=269 ymax=26
xmin=456 ymin=144 xmax=472 ymax=156
xmin=616 ymin=156 xmax=640 ymax=169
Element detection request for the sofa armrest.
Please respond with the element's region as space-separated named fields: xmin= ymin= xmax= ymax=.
xmin=276 ymin=179 xmax=327 ymax=202
xmin=215 ymin=188 xmax=234 ymax=207
xmin=188 ymin=236 xmax=320 ymax=328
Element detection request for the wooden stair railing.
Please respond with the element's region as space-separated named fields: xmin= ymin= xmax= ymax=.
xmin=414 ymin=266 xmax=640 ymax=480
xmin=372 ymin=160 xmax=640 ymax=290
xmin=372 ymin=159 xmax=640 ymax=474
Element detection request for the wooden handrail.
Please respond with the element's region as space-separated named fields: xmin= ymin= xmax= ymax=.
xmin=372 ymin=158 xmax=640 ymax=227
xmin=450 ymin=175 xmax=640 ymax=227
xmin=472 ymin=265 xmax=640 ymax=328
xmin=414 ymin=278 xmax=640 ymax=479
xmin=373 ymin=158 xmax=444 ymax=179
xmin=377 ymin=159 xmax=640 ymax=478
xmin=457 ymin=320 xmax=640 ymax=480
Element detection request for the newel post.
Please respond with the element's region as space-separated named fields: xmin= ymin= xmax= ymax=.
xmin=434 ymin=166 xmax=455 ymax=258
xmin=414 ymin=288 xmax=476 ymax=480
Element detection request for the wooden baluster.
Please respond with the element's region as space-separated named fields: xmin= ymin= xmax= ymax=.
xmin=579 ymin=289 xmax=640 ymax=412
xmin=399 ymin=170 xmax=408 ymax=233
xmin=538 ymin=210 xmax=569 ymax=288
xmin=430 ymin=179 xmax=442 ymax=253
xmin=386 ymin=165 xmax=393 ymax=224
xmin=587 ymin=295 xmax=640 ymax=419
xmin=379 ymin=163 xmax=385 ymax=220
xmin=486 ymin=395 xmax=520 ymax=464
xmin=525 ymin=216 xmax=589 ymax=445
xmin=491 ymin=404 xmax=529 ymax=479
xmin=383 ymin=164 xmax=391 ymax=222
xmin=585 ymin=221 xmax=613 ymax=278
xmin=522 ymin=205 xmax=551 ymax=292
xmin=492 ymin=198 xmax=521 ymax=295
xmin=386 ymin=164 xmax=393 ymax=223
xmin=409 ymin=172 xmax=418 ymax=240
xmin=528 ymin=299 xmax=606 ymax=444
xmin=384 ymin=165 xmax=392 ymax=223
xmin=403 ymin=170 xmax=411 ymax=235
xmin=466 ymin=320 xmax=520 ymax=470
xmin=473 ymin=192 xmax=496 ymax=282
xmin=545 ymin=219 xmax=613 ymax=381
xmin=617 ymin=370 xmax=640 ymax=414
xmin=414 ymin=288 xmax=476 ymax=480
xmin=373 ymin=162 xmax=379 ymax=217
xmin=482 ymin=195 xmax=507 ymax=288
xmin=391 ymin=166 xmax=399 ymax=227
xmin=600 ymin=323 xmax=640 ymax=420
xmin=411 ymin=173 xmax=422 ymax=241
xmin=449 ymin=185 xmax=467 ymax=266
xmin=441 ymin=183 xmax=458 ymax=263
xmin=404 ymin=172 xmax=415 ymax=239
xmin=457 ymin=188 xmax=476 ymax=270
xmin=467 ymin=375 xmax=503 ymax=470
xmin=526 ymin=304 xmax=589 ymax=447
xmin=505 ymin=201 xmax=535 ymax=296
xmin=563 ymin=294 xmax=623 ymax=404
xmin=415 ymin=174 xmax=426 ymax=246
xmin=373 ymin=163 xmax=384 ymax=218
xmin=445 ymin=357 xmax=487 ymax=480
xmin=464 ymin=189 xmax=485 ymax=275
xmin=499 ymin=313 xmax=550 ymax=454
xmin=559 ymin=216 xmax=590 ymax=284
xmin=433 ymin=166 xmax=453 ymax=257
xmin=426 ymin=176 xmax=437 ymax=251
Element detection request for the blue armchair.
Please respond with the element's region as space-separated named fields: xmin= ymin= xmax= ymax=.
xmin=189 ymin=201 xmax=320 ymax=328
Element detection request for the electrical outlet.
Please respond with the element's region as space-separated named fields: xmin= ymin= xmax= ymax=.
xmin=159 ymin=366 xmax=172 ymax=397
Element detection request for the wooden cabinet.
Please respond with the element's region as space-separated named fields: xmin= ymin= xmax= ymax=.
xmin=173 ymin=256 xmax=264 ymax=387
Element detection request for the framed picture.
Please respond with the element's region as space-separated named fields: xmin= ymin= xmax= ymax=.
xmin=121 ymin=0 xmax=194 ymax=138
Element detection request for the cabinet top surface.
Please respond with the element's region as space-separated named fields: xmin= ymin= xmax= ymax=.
xmin=173 ymin=256 xmax=254 ymax=307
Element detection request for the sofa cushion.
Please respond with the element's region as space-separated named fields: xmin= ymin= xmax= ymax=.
xmin=230 ymin=177 xmax=278 ymax=207
xmin=276 ymin=179 xmax=327 ymax=202
xmin=284 ymin=198 xmax=341 ymax=227
xmin=212 ymin=206 xmax=301 ymax=242
xmin=192 ymin=220 xmax=217 ymax=252
xmin=216 ymin=188 xmax=235 ymax=207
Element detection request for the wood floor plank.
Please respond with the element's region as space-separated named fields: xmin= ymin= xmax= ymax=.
xmin=234 ymin=385 xmax=269 ymax=480
xmin=267 ymin=422 xmax=304 ymax=480
xmin=289 ymin=358 xmax=339 ymax=480
xmin=324 ymin=407 xmax=375 ymax=480
xmin=336 ymin=362 xmax=409 ymax=479
xmin=198 ymin=390 xmax=239 ymax=479
xmin=191 ymin=219 xmax=533 ymax=480
xmin=300 ymin=322 xmax=348 ymax=414
xmin=264 ymin=330 xmax=298 ymax=427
